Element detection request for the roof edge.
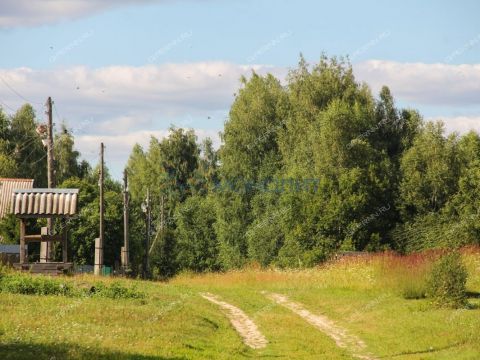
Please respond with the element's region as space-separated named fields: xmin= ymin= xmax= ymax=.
xmin=13 ymin=188 xmax=79 ymax=194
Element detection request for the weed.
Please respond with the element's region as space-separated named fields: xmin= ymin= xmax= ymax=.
xmin=426 ymin=251 xmax=468 ymax=308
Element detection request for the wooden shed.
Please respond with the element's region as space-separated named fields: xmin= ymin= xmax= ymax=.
xmin=11 ymin=188 xmax=79 ymax=275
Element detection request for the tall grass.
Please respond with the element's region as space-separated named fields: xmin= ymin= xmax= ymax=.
xmin=372 ymin=250 xmax=445 ymax=299
xmin=0 ymin=268 xmax=145 ymax=299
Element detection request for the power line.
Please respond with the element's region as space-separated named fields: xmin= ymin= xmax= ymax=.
xmin=52 ymin=101 xmax=63 ymax=124
xmin=0 ymin=98 xmax=16 ymax=112
xmin=0 ymin=76 xmax=42 ymax=105
xmin=4 ymin=134 xmax=41 ymax=158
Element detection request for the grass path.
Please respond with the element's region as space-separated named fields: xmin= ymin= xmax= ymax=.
xmin=264 ymin=291 xmax=378 ymax=360
xmin=200 ymin=292 xmax=268 ymax=349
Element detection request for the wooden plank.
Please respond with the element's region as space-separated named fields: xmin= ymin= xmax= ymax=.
xmin=24 ymin=234 xmax=63 ymax=242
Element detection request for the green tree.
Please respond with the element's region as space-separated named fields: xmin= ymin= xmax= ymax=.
xmin=9 ymin=104 xmax=47 ymax=186
xmin=175 ymin=195 xmax=219 ymax=272
xmin=399 ymin=121 xmax=460 ymax=218
xmin=54 ymin=124 xmax=87 ymax=183
xmin=126 ymin=127 xmax=201 ymax=277
xmin=58 ymin=172 xmax=124 ymax=267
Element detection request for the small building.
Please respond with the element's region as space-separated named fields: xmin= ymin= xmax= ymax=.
xmin=11 ymin=188 xmax=79 ymax=275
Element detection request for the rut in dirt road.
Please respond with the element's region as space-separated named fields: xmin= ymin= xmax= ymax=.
xmin=200 ymin=292 xmax=268 ymax=349
xmin=263 ymin=292 xmax=378 ymax=360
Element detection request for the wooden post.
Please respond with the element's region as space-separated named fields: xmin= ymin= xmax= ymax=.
xmin=19 ymin=219 xmax=26 ymax=264
xmin=99 ymin=142 xmax=104 ymax=254
xmin=62 ymin=219 xmax=68 ymax=263
xmin=42 ymin=96 xmax=55 ymax=262
xmin=94 ymin=237 xmax=103 ymax=275
xmin=142 ymin=189 xmax=150 ymax=278
xmin=122 ymin=169 xmax=129 ymax=269
xmin=95 ymin=143 xmax=104 ymax=276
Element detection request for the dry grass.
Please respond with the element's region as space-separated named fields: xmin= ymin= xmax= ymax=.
xmin=0 ymin=247 xmax=479 ymax=359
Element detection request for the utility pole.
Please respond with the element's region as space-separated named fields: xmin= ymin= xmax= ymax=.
xmin=122 ymin=169 xmax=129 ymax=271
xmin=41 ymin=96 xmax=55 ymax=263
xmin=94 ymin=143 xmax=104 ymax=275
xmin=142 ymin=189 xmax=151 ymax=278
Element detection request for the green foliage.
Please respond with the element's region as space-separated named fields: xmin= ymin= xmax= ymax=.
xmin=0 ymin=273 xmax=75 ymax=296
xmin=0 ymin=213 xmax=19 ymax=244
xmin=126 ymin=128 xmax=205 ymax=277
xmin=246 ymin=192 xmax=286 ymax=267
xmin=426 ymin=252 xmax=468 ymax=308
xmin=90 ymin=281 xmax=145 ymax=299
xmin=214 ymin=191 xmax=250 ymax=269
xmin=9 ymin=105 xmax=48 ymax=186
xmin=399 ymin=122 xmax=460 ymax=217
xmin=0 ymin=271 xmax=144 ymax=299
xmin=57 ymin=174 xmax=125 ymax=267
xmin=54 ymin=124 xmax=89 ymax=183
xmin=3 ymin=54 xmax=479 ymax=278
xmin=175 ymin=195 xmax=220 ymax=272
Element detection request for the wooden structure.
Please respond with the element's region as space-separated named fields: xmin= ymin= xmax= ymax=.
xmin=11 ymin=188 xmax=79 ymax=275
xmin=0 ymin=178 xmax=34 ymax=244
xmin=0 ymin=178 xmax=34 ymax=219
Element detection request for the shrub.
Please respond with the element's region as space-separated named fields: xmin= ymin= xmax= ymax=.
xmin=90 ymin=281 xmax=145 ymax=299
xmin=0 ymin=274 xmax=144 ymax=299
xmin=0 ymin=273 xmax=75 ymax=296
xmin=426 ymin=251 xmax=468 ymax=308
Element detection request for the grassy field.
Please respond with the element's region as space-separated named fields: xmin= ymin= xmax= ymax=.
xmin=0 ymin=249 xmax=479 ymax=360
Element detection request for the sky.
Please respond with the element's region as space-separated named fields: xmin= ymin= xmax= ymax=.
xmin=0 ymin=0 xmax=479 ymax=179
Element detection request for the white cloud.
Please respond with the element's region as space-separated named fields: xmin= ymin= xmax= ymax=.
xmin=0 ymin=61 xmax=275 ymax=178
xmin=76 ymin=128 xmax=220 ymax=177
xmin=0 ymin=0 xmax=157 ymax=28
xmin=426 ymin=116 xmax=480 ymax=135
xmin=76 ymin=128 xmax=220 ymax=159
xmin=0 ymin=62 xmax=284 ymax=120
xmin=354 ymin=60 xmax=480 ymax=106
xmin=1 ymin=60 xmax=480 ymax=177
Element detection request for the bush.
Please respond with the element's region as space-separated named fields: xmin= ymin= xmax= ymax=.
xmin=0 ymin=273 xmax=75 ymax=296
xmin=426 ymin=251 xmax=468 ymax=308
xmin=0 ymin=273 xmax=144 ymax=299
xmin=90 ymin=281 xmax=145 ymax=299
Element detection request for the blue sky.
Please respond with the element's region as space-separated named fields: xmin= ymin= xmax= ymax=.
xmin=0 ymin=0 xmax=479 ymax=178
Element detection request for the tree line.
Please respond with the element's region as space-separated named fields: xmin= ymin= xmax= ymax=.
xmin=1 ymin=55 xmax=479 ymax=277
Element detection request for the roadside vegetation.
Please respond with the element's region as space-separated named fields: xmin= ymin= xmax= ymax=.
xmin=2 ymin=55 xmax=480 ymax=279
xmin=0 ymin=248 xmax=479 ymax=359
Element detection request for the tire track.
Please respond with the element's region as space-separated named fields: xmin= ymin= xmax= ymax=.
xmin=263 ymin=292 xmax=377 ymax=360
xmin=200 ymin=292 xmax=268 ymax=349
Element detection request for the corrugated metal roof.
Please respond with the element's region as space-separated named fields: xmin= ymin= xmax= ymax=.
xmin=0 ymin=178 xmax=34 ymax=219
xmin=11 ymin=188 xmax=79 ymax=217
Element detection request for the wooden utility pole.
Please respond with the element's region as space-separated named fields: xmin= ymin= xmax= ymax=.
xmin=94 ymin=143 xmax=104 ymax=275
xmin=142 ymin=189 xmax=150 ymax=278
xmin=41 ymin=97 xmax=55 ymax=262
xmin=122 ymin=169 xmax=129 ymax=270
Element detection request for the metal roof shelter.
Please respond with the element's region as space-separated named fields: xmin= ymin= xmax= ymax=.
xmin=11 ymin=188 xmax=79 ymax=275
xmin=0 ymin=178 xmax=34 ymax=219
xmin=11 ymin=188 xmax=78 ymax=217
